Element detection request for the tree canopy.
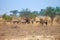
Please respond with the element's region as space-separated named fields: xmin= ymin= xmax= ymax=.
xmin=19 ymin=8 xmax=38 ymax=19
xmin=10 ymin=10 xmax=18 ymax=16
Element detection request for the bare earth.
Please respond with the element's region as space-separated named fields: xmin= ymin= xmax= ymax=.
xmin=0 ymin=23 xmax=60 ymax=40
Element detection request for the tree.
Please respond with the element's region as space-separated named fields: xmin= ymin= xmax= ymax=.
xmin=44 ymin=7 xmax=56 ymax=23
xmin=31 ymin=11 xmax=38 ymax=18
xmin=55 ymin=7 xmax=60 ymax=22
xmin=55 ymin=7 xmax=60 ymax=15
xmin=19 ymin=8 xmax=38 ymax=19
xmin=19 ymin=8 xmax=30 ymax=19
xmin=39 ymin=9 xmax=45 ymax=16
xmin=32 ymin=11 xmax=38 ymax=15
xmin=10 ymin=10 xmax=18 ymax=16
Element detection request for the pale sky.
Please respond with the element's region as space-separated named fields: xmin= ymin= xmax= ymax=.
xmin=0 ymin=0 xmax=60 ymax=15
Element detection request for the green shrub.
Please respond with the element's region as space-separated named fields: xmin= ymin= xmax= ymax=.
xmin=2 ymin=13 xmax=12 ymax=21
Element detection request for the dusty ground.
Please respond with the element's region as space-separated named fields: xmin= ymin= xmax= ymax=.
xmin=0 ymin=23 xmax=60 ymax=40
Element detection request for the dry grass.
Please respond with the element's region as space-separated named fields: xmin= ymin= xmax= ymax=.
xmin=0 ymin=22 xmax=60 ymax=40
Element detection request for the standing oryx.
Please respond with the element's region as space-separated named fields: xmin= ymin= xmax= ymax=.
xmin=20 ymin=19 xmax=30 ymax=24
xmin=35 ymin=16 xmax=48 ymax=26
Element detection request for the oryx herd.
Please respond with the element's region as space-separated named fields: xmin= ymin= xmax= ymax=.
xmin=12 ymin=16 xmax=52 ymax=26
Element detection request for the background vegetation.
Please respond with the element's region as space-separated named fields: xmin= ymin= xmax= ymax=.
xmin=1 ymin=7 xmax=60 ymax=22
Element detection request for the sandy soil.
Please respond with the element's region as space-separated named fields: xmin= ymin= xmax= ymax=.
xmin=0 ymin=23 xmax=60 ymax=40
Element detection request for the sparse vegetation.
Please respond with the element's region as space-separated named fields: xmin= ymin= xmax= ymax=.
xmin=2 ymin=13 xmax=12 ymax=21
